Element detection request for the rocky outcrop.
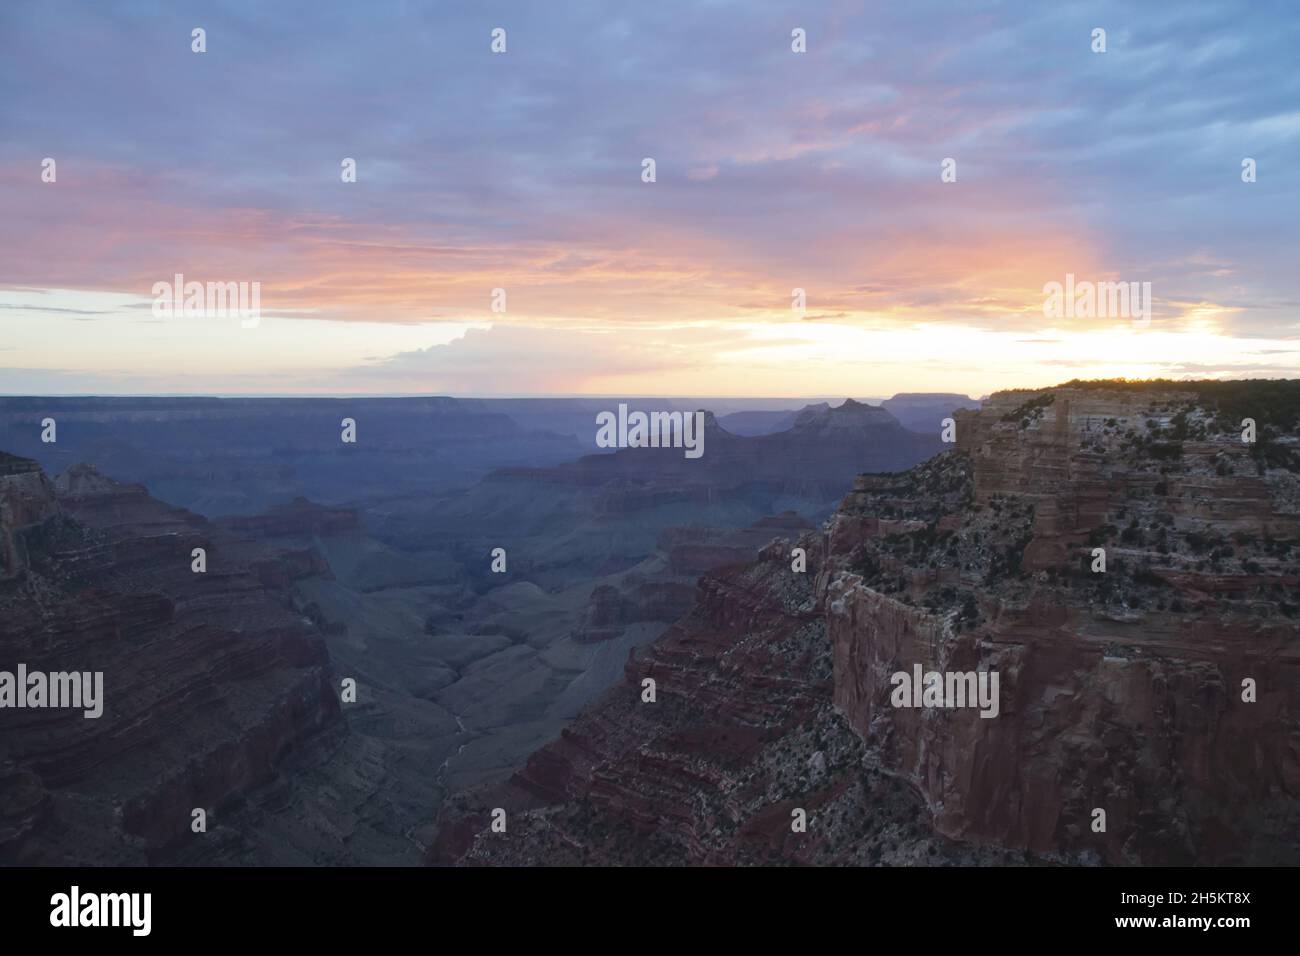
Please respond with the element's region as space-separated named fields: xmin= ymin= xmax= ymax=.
xmin=573 ymin=581 xmax=697 ymax=643
xmin=571 ymin=515 xmax=820 ymax=644
xmin=660 ymin=513 xmax=814 ymax=576
xmin=826 ymin=382 xmax=1300 ymax=864
xmin=0 ymin=452 xmax=59 ymax=577
xmin=0 ymin=460 xmax=341 ymax=864
xmin=431 ymin=380 xmax=1300 ymax=866
xmin=431 ymin=537 xmax=1021 ymax=866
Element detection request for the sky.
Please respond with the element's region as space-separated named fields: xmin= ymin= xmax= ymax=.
xmin=1 ymin=0 xmax=1298 ymax=397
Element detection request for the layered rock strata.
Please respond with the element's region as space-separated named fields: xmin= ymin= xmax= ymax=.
xmin=432 ymin=382 xmax=1300 ymax=865
xmin=0 ymin=458 xmax=340 ymax=863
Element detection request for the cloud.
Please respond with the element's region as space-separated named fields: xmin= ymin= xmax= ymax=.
xmin=0 ymin=304 xmax=111 ymax=316
xmin=348 ymin=323 xmax=722 ymax=394
xmin=0 ymin=0 xmax=1297 ymax=393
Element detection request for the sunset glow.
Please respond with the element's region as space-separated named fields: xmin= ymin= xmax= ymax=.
xmin=2 ymin=1 xmax=1297 ymax=395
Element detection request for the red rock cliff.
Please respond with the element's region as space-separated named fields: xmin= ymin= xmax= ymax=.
xmin=827 ymin=384 xmax=1300 ymax=864
xmin=0 ymin=458 xmax=341 ymax=864
xmin=431 ymin=381 xmax=1300 ymax=866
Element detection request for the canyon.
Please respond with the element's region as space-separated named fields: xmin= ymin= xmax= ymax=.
xmin=13 ymin=383 xmax=1291 ymax=866
xmin=431 ymin=381 xmax=1300 ymax=865
xmin=0 ymin=452 xmax=342 ymax=863
xmin=1 ymin=394 xmax=959 ymax=863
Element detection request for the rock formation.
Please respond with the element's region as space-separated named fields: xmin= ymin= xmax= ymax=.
xmin=431 ymin=381 xmax=1300 ymax=865
xmin=827 ymin=382 xmax=1300 ymax=864
xmin=880 ymin=392 xmax=981 ymax=434
xmin=0 ymin=457 xmax=340 ymax=864
xmin=431 ymin=535 xmax=1021 ymax=866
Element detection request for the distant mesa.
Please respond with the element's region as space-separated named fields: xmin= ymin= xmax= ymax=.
xmin=717 ymin=394 xmax=979 ymax=438
xmin=880 ymin=393 xmax=981 ymax=434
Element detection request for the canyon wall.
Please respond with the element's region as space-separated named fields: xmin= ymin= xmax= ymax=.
xmin=826 ymin=385 xmax=1300 ymax=863
xmin=433 ymin=382 xmax=1300 ymax=865
xmin=431 ymin=536 xmax=1020 ymax=866
xmin=0 ymin=457 xmax=341 ymax=863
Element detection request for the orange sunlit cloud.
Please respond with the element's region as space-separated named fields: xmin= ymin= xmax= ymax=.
xmin=2 ymin=1 xmax=1298 ymax=395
